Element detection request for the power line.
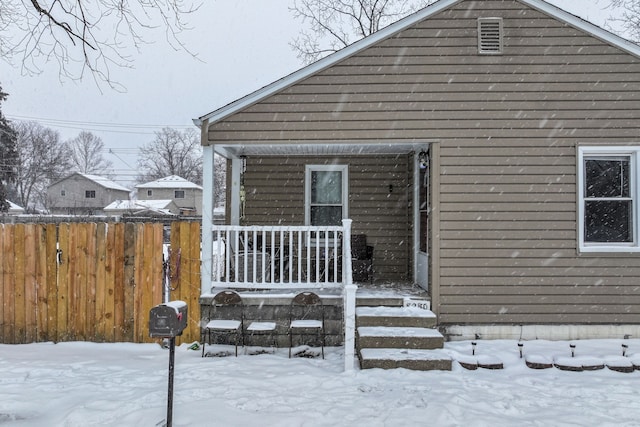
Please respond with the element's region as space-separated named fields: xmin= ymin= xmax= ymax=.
xmin=5 ymin=114 xmax=194 ymax=135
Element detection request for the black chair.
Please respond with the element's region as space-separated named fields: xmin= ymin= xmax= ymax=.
xmin=288 ymin=291 xmax=325 ymax=359
xmin=351 ymin=234 xmax=373 ymax=283
xmin=201 ymin=290 xmax=244 ymax=357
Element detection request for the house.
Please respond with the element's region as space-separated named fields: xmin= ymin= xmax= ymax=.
xmin=2 ymin=200 xmax=25 ymax=215
xmin=136 ymin=175 xmax=203 ymax=216
xmin=103 ymin=199 xmax=180 ymax=217
xmin=194 ymin=0 xmax=640 ymax=345
xmin=47 ymin=173 xmax=131 ymax=215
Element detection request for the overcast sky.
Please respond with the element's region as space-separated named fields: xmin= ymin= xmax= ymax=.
xmin=1 ymin=0 xmax=617 ymax=186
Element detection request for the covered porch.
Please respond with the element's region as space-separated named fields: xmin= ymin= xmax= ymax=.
xmin=199 ymin=142 xmax=435 ymax=370
xmin=200 ymin=142 xmax=433 ymax=294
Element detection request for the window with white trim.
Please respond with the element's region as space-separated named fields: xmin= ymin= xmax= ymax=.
xmin=305 ymin=165 xmax=348 ymax=226
xmin=478 ymin=17 xmax=503 ymax=54
xmin=578 ymin=147 xmax=638 ymax=251
xmin=174 ymin=190 xmax=185 ymax=199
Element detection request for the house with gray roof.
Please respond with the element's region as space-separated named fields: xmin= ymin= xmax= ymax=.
xmin=195 ymin=0 xmax=640 ymax=342
xmin=136 ymin=175 xmax=203 ymax=216
xmin=47 ymin=173 xmax=131 ymax=215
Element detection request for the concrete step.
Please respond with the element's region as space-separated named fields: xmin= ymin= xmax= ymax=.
xmin=357 ymin=326 xmax=445 ymax=350
xmin=356 ymin=295 xmax=405 ymax=307
xmin=356 ymin=306 xmax=437 ymax=328
xmin=359 ymin=348 xmax=452 ymax=371
xmin=356 ymin=295 xmax=431 ymax=308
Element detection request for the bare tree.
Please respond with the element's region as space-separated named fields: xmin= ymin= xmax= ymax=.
xmin=137 ymin=127 xmax=202 ymax=185
xmin=12 ymin=121 xmax=72 ymax=211
xmin=290 ymin=0 xmax=432 ymax=63
xmin=0 ymin=85 xmax=18 ymax=212
xmin=66 ymin=131 xmax=113 ymax=175
xmin=214 ymin=154 xmax=226 ymax=208
xmin=607 ymin=0 xmax=640 ymax=43
xmin=1 ymin=1 xmax=198 ymax=88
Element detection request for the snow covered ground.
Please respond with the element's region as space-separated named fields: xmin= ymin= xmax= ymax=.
xmin=2 ymin=339 xmax=640 ymax=426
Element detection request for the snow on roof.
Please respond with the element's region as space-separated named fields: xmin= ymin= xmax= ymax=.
xmin=5 ymin=200 xmax=25 ymax=214
xmin=195 ymin=0 xmax=640 ymax=127
xmin=79 ymin=174 xmax=131 ymax=192
xmin=103 ymin=199 xmax=175 ymax=211
xmin=136 ymin=175 xmax=202 ymax=190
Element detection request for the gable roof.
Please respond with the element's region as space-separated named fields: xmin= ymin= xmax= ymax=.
xmin=194 ymin=0 xmax=640 ymax=127
xmin=80 ymin=174 xmax=131 ymax=192
xmin=5 ymin=200 xmax=25 ymax=214
xmin=50 ymin=173 xmax=131 ymax=193
xmin=136 ymin=175 xmax=203 ymax=190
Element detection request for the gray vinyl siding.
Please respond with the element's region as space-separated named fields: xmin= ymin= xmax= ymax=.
xmin=47 ymin=176 xmax=130 ymax=215
xmin=138 ymin=188 xmax=203 ymax=215
xmin=242 ymin=156 xmax=412 ymax=282
xmin=208 ymin=0 xmax=640 ymax=324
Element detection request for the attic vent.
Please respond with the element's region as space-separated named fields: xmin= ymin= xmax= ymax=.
xmin=478 ymin=18 xmax=503 ymax=54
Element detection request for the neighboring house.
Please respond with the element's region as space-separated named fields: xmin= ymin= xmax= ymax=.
xmin=47 ymin=173 xmax=131 ymax=215
xmin=103 ymin=199 xmax=179 ymax=217
xmin=3 ymin=201 xmax=25 ymax=215
xmin=136 ymin=176 xmax=203 ymax=216
xmin=194 ymin=0 xmax=640 ymax=339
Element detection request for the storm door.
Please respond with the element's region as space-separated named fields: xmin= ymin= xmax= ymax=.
xmin=415 ymin=150 xmax=429 ymax=290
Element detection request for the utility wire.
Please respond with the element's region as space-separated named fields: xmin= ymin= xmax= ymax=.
xmin=5 ymin=114 xmax=194 ymax=135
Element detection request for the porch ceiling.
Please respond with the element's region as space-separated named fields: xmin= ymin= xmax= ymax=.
xmin=215 ymin=143 xmax=428 ymax=158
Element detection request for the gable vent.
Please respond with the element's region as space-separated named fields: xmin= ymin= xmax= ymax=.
xmin=478 ymin=18 xmax=503 ymax=54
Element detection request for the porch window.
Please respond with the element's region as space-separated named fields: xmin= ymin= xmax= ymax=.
xmin=578 ymin=147 xmax=638 ymax=252
xmin=305 ymin=165 xmax=348 ymax=226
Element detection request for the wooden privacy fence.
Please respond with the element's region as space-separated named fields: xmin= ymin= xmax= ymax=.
xmin=0 ymin=221 xmax=202 ymax=345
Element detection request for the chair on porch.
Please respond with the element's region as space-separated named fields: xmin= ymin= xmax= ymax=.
xmin=201 ymin=289 xmax=244 ymax=357
xmin=351 ymin=234 xmax=373 ymax=283
xmin=288 ymin=291 xmax=325 ymax=359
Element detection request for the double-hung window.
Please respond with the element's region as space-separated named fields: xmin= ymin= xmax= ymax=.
xmin=305 ymin=165 xmax=348 ymax=226
xmin=579 ymin=147 xmax=637 ymax=251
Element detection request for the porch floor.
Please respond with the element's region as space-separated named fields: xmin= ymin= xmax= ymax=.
xmin=355 ymin=282 xmax=429 ymax=299
xmin=207 ymin=282 xmax=428 ymax=300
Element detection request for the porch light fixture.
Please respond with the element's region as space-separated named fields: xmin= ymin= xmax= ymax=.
xmin=240 ymin=155 xmax=247 ymax=173
xmin=418 ymin=150 xmax=429 ymax=170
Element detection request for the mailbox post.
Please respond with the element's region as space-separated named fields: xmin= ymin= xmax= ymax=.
xmin=149 ymin=301 xmax=187 ymax=427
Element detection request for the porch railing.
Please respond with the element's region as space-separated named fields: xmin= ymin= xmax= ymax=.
xmin=211 ymin=223 xmax=352 ymax=290
xmin=206 ymin=219 xmax=356 ymax=370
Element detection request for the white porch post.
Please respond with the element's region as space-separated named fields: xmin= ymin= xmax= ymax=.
xmin=201 ymin=143 xmax=215 ymax=296
xmin=342 ymin=218 xmax=357 ymax=371
xmin=230 ymin=157 xmax=243 ymax=225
